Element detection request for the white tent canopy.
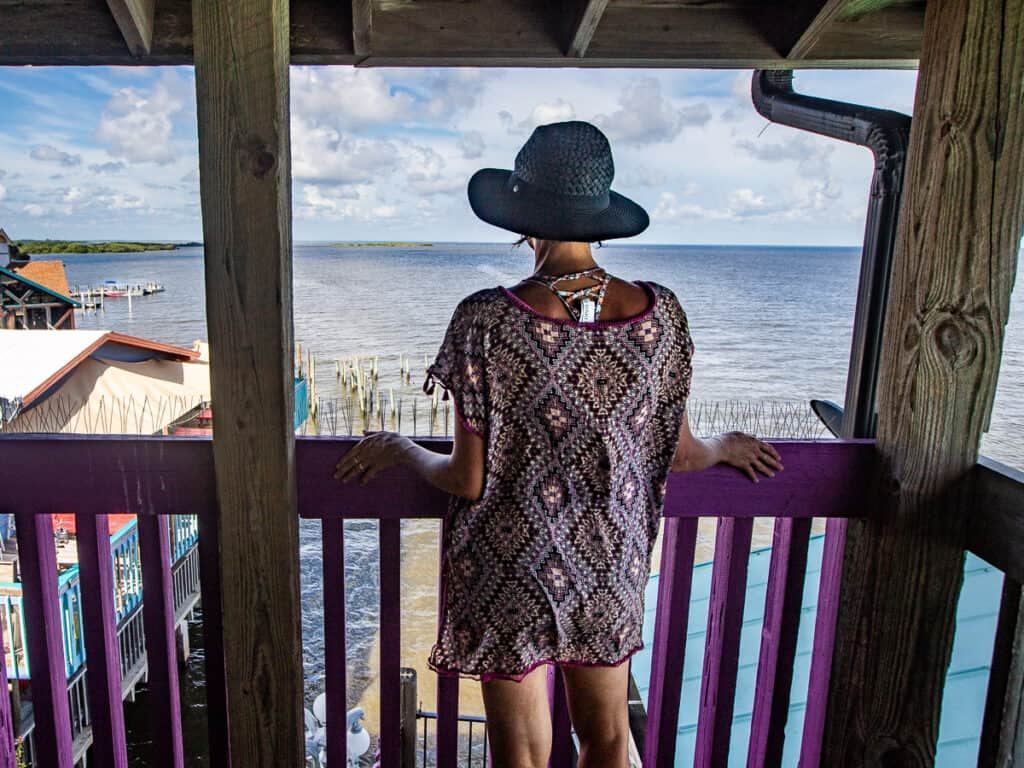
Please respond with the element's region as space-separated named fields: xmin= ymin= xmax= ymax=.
xmin=0 ymin=329 xmax=210 ymax=433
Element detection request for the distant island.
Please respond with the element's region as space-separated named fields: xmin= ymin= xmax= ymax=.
xmin=16 ymin=240 xmax=200 ymax=254
xmin=330 ymin=242 xmax=434 ymax=248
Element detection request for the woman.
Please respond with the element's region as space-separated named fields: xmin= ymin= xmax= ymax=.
xmin=335 ymin=121 xmax=782 ymax=767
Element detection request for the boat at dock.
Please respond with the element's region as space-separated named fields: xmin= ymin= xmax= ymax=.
xmin=69 ymin=280 xmax=165 ymax=301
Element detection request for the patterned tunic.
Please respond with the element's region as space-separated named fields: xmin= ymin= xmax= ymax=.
xmin=424 ymin=280 xmax=694 ymax=682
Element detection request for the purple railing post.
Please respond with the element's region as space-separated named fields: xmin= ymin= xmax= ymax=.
xmin=799 ymin=517 xmax=847 ymax=768
xmin=0 ymin=574 xmax=14 ymax=768
xmin=694 ymin=516 xmax=754 ymax=768
xmin=322 ymin=516 xmax=347 ymax=767
xmin=643 ymin=517 xmax=699 ymax=767
xmin=547 ymin=665 xmax=573 ymax=768
xmin=14 ymin=509 xmax=73 ymax=768
xmin=379 ymin=518 xmax=402 ymax=765
xmin=435 ymin=517 xmax=460 ymax=766
xmin=197 ymin=506 xmax=231 ymax=767
xmin=748 ymin=517 xmax=812 ymax=767
xmin=137 ymin=515 xmax=184 ymax=768
xmin=76 ymin=513 xmax=129 ymax=768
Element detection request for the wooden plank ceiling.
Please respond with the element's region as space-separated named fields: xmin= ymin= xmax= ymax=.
xmin=0 ymin=0 xmax=924 ymax=67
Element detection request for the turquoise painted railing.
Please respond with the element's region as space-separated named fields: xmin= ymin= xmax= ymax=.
xmin=295 ymin=376 xmax=309 ymax=431
xmin=0 ymin=515 xmax=199 ymax=680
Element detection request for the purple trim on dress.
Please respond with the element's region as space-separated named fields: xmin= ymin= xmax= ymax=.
xmin=428 ymin=642 xmax=645 ymax=684
xmin=451 ymin=399 xmax=485 ymax=438
xmin=498 ymin=281 xmax=658 ymax=328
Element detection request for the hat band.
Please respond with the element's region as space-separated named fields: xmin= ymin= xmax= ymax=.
xmin=507 ymin=174 xmax=611 ymax=214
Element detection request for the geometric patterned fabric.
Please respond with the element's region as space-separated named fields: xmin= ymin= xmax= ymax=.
xmin=423 ymin=281 xmax=694 ymax=681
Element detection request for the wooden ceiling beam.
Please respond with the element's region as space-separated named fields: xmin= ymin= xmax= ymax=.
xmin=352 ymin=0 xmax=372 ymax=57
xmin=104 ymin=0 xmax=157 ymax=57
xmin=785 ymin=0 xmax=910 ymax=59
xmin=0 ymin=0 xmax=922 ymax=68
xmin=565 ymin=0 xmax=609 ymax=58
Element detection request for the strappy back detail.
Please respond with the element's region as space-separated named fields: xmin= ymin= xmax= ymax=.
xmin=524 ymin=266 xmax=613 ymax=322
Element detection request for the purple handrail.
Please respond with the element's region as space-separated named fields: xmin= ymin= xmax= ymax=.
xmin=322 ymin=515 xmax=347 ymax=768
xmin=695 ymin=517 xmax=754 ymax=767
xmin=15 ymin=509 xmax=73 ymax=768
xmin=0 ymin=435 xmax=875 ymax=767
xmin=378 ymin=519 xmax=402 ymax=764
xmin=138 ymin=514 xmax=184 ymax=768
xmin=643 ymin=517 xmax=699 ymax=767
xmin=748 ymin=517 xmax=812 ymax=767
xmin=547 ymin=665 xmax=573 ymax=768
xmin=76 ymin=513 xmax=129 ymax=767
xmin=435 ymin=516 xmax=460 ymax=765
xmin=0 ymin=604 xmax=11 ymax=768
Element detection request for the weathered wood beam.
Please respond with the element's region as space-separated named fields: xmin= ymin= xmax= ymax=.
xmin=786 ymin=0 xmax=904 ymax=59
xmin=192 ymin=0 xmax=304 ymax=765
xmin=564 ymin=0 xmax=609 ymax=58
xmin=823 ymin=0 xmax=1024 ymax=764
xmin=104 ymin=0 xmax=157 ymax=56
xmin=0 ymin=0 xmax=922 ymax=67
xmin=351 ymin=0 xmax=371 ymax=57
xmin=966 ymin=458 xmax=1024 ymax=583
xmin=995 ymin=589 xmax=1024 ymax=765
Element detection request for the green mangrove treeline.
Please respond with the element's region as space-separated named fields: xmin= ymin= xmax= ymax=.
xmin=15 ymin=240 xmax=197 ymax=255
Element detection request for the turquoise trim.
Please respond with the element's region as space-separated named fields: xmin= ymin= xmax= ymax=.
xmin=1 ymin=515 xmax=199 ymax=680
xmin=633 ymin=535 xmax=1003 ymax=767
xmin=0 ymin=265 xmax=82 ymax=308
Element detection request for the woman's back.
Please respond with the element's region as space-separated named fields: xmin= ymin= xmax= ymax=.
xmin=424 ymin=279 xmax=694 ymax=680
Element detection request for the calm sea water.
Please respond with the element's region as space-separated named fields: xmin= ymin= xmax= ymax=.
xmin=60 ymin=243 xmax=1023 ymax=761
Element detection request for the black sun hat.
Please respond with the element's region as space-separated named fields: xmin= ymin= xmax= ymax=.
xmin=467 ymin=120 xmax=649 ymax=242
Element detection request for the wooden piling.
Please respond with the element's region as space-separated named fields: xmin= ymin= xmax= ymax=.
xmin=823 ymin=1 xmax=1024 ymax=764
xmin=192 ymin=0 xmax=304 ymax=765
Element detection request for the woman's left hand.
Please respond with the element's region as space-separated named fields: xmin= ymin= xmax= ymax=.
xmin=334 ymin=431 xmax=413 ymax=485
xmin=717 ymin=431 xmax=784 ymax=483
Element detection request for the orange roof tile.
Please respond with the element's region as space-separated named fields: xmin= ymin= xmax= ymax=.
xmin=10 ymin=260 xmax=72 ymax=299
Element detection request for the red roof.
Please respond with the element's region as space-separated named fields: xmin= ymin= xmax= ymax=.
xmin=52 ymin=513 xmax=136 ymax=537
xmin=8 ymin=260 xmax=72 ymax=299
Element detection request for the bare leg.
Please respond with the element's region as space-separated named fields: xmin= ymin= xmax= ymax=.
xmin=481 ymin=664 xmax=553 ymax=768
xmin=560 ymin=663 xmax=631 ymax=768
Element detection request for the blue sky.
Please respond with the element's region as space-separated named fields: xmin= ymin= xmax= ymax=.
xmin=0 ymin=67 xmax=919 ymax=245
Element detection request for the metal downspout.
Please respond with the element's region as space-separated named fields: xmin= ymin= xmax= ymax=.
xmin=750 ymin=70 xmax=911 ymax=440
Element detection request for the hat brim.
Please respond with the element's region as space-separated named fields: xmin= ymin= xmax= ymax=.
xmin=467 ymin=169 xmax=649 ymax=242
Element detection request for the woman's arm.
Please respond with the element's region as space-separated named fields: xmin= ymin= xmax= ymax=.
xmin=671 ymin=410 xmax=783 ymax=483
xmin=334 ymin=411 xmax=486 ymax=500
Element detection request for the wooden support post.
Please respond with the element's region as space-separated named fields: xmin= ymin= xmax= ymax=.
xmin=104 ymin=0 xmax=156 ymax=57
xmin=564 ymin=0 xmax=608 ymax=58
xmin=352 ymin=0 xmax=372 ymax=57
xmin=823 ymin=0 xmax=1024 ymax=764
xmin=192 ymin=1 xmax=304 ymax=766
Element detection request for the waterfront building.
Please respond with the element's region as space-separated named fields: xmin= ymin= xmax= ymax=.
xmin=0 ymin=248 xmax=78 ymax=330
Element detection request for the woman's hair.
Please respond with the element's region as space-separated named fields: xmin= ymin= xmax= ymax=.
xmin=513 ymin=235 xmax=603 ymax=248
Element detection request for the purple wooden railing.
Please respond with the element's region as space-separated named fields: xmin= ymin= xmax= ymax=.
xmin=0 ymin=434 xmax=878 ymax=768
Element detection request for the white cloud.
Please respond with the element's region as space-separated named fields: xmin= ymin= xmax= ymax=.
xmin=96 ymin=75 xmax=187 ymax=165
xmin=0 ymin=184 xmax=5 ymax=201
xmin=652 ymin=192 xmax=732 ymax=223
xmin=89 ymin=161 xmax=126 ymax=174
xmin=30 ymin=145 xmax=82 ymax=167
xmin=594 ymin=78 xmax=710 ymax=146
xmin=458 ymin=131 xmax=486 ymax=159
xmin=619 ymin=166 xmax=670 ymax=188
xmin=21 ymin=204 xmax=48 ymax=217
xmin=735 ymin=134 xmax=835 ymax=178
xmin=402 ymin=144 xmax=463 ymax=196
xmin=500 ymin=98 xmax=576 ymax=134
xmin=61 ymin=187 xmax=86 ymax=204
xmin=291 ymin=68 xmax=416 ymax=130
xmin=291 ymin=118 xmax=399 ymax=184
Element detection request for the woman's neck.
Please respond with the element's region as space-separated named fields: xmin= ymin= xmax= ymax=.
xmin=532 ymin=240 xmax=597 ymax=276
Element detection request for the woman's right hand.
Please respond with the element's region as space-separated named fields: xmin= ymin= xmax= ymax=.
xmin=716 ymin=431 xmax=783 ymax=483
